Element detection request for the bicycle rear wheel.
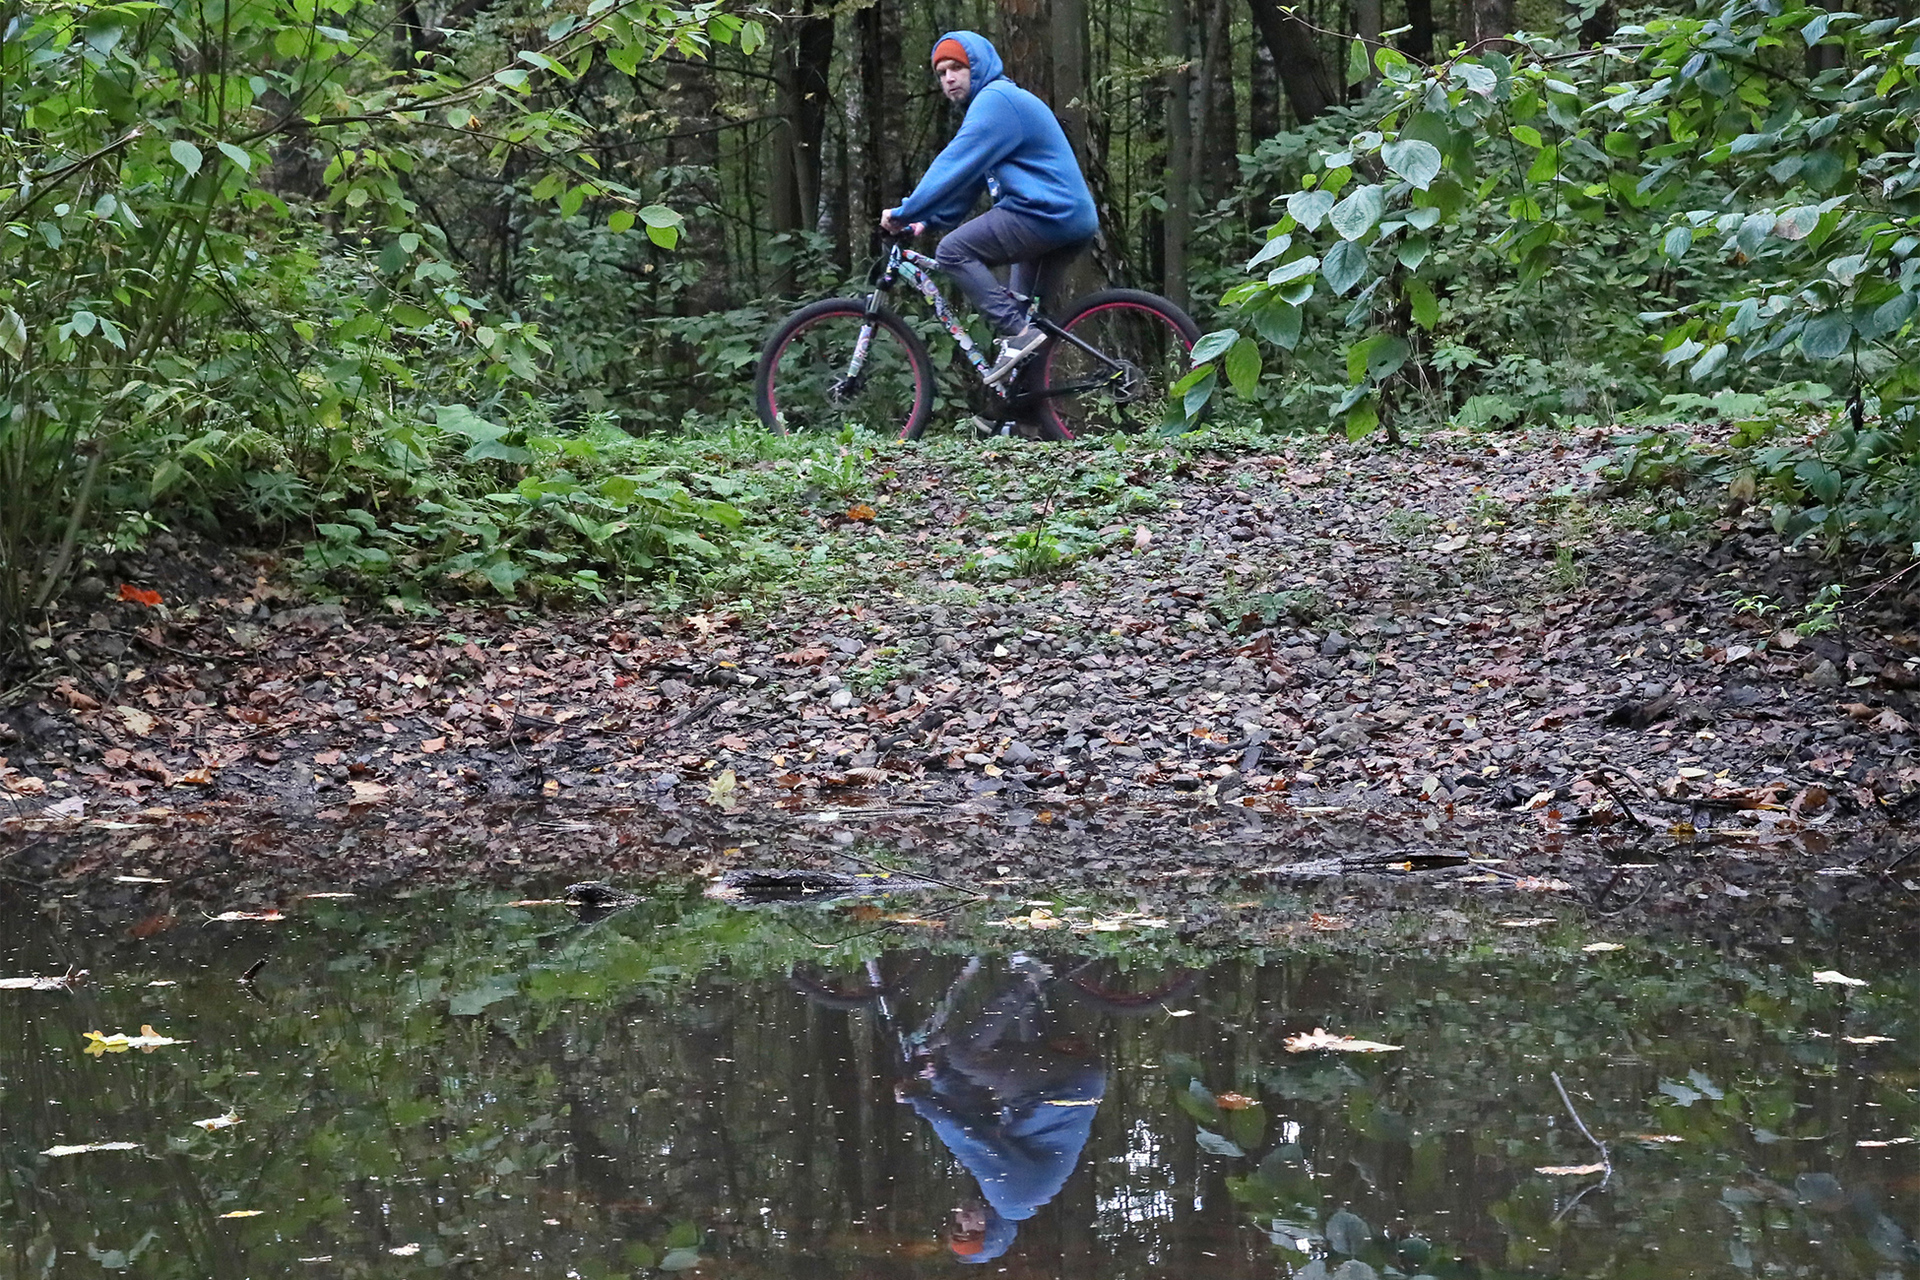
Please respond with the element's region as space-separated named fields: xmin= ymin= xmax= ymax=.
xmin=1036 ymin=289 xmax=1202 ymax=440
xmin=754 ymin=299 xmax=935 ymax=441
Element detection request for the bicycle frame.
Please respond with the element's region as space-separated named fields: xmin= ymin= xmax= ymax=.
xmin=855 ymin=241 xmax=1133 ymax=406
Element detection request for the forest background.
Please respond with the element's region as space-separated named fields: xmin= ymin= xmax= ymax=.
xmin=2 ymin=0 xmax=1917 ymax=665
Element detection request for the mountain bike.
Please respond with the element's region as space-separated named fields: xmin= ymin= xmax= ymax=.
xmin=753 ymin=229 xmax=1202 ymax=442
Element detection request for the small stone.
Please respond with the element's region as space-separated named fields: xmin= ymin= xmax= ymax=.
xmin=1001 ymin=742 xmax=1036 ymax=766
xmin=1806 ymin=658 xmax=1843 ymax=688
xmin=828 ymin=689 xmax=853 ymax=710
xmin=69 ymin=576 xmax=108 ymax=604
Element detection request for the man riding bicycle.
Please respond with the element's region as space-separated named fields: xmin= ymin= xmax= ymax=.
xmin=879 ymin=31 xmax=1098 ymax=388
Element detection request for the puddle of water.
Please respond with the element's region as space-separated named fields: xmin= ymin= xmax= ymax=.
xmin=3 ymin=888 xmax=1918 ymax=1278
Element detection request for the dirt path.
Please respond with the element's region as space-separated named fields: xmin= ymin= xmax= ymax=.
xmin=4 ymin=426 xmax=1917 ymax=895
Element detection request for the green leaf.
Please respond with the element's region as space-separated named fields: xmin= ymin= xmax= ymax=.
xmin=1189 ymin=328 xmax=1239 ymax=365
xmin=1397 ymin=236 xmax=1430 ymax=271
xmin=1288 ymin=190 xmax=1336 ymax=232
xmin=1345 ymin=397 xmax=1380 ymax=440
xmin=1250 ymin=300 xmax=1303 ymax=350
xmin=1225 ymin=337 xmax=1262 ymax=399
xmin=1406 ymin=278 xmax=1439 ymax=331
xmin=1509 ymin=124 xmax=1543 ymax=148
xmin=1266 ymin=256 xmax=1318 ymax=285
xmin=1346 ymin=38 xmax=1370 ymax=85
xmin=169 ymin=139 xmax=203 ymax=175
xmin=390 ymin=303 xmax=434 ymax=328
xmin=0 ymin=307 xmax=25 ymax=362
xmin=1322 ymin=240 xmax=1370 ymax=296
xmin=216 ymin=141 xmax=251 ymax=172
xmin=640 ymin=204 xmax=682 ymax=229
xmin=1799 ymin=312 xmax=1852 ymax=360
xmin=1662 ymin=226 xmax=1693 ymax=260
xmin=1182 ymin=367 xmax=1217 ymax=420
xmin=647 ymin=223 xmax=680 ymax=250
xmin=1329 ymin=184 xmax=1385 ymax=241
xmin=1381 ymin=139 xmax=1442 ymax=190
xmin=1771 ymin=206 xmax=1821 ymax=241
xmin=1247 ymin=232 xmax=1292 ymax=270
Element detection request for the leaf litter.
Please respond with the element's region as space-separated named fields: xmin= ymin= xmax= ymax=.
xmin=1284 ymin=1028 xmax=1404 ymax=1054
xmin=83 ymin=1025 xmax=188 ymax=1054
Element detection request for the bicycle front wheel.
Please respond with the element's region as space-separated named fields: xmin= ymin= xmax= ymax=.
xmin=1036 ymin=289 xmax=1202 ymax=440
xmin=754 ymin=299 xmax=935 ymax=441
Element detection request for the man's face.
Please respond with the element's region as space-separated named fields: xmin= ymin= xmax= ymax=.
xmin=936 ymin=59 xmax=971 ymax=103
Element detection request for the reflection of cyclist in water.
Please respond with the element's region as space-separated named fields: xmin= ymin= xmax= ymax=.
xmin=894 ymin=955 xmax=1105 ymax=1265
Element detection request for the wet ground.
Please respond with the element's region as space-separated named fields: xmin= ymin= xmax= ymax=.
xmin=5 ymin=877 xmax=1918 ymax=1278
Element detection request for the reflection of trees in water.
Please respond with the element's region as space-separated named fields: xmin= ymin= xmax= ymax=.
xmin=3 ymin=900 xmax=1919 ymax=1278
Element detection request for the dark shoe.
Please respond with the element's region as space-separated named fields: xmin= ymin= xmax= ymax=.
xmin=983 ymin=325 xmax=1046 ymax=386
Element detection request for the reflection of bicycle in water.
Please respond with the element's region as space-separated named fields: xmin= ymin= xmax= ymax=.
xmin=792 ymin=953 xmax=1195 ymax=1264
xmin=754 ymin=231 xmax=1202 ymax=442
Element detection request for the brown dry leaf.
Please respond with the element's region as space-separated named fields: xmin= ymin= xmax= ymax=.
xmin=176 ymin=768 xmax=215 ymax=787
xmin=845 ymin=503 xmax=877 ymax=522
xmin=1284 ymin=1027 xmax=1404 ymax=1054
xmin=116 ymin=705 xmax=157 ymax=737
xmin=1215 ymin=1092 xmax=1258 ymax=1111
xmin=1498 ymin=917 xmax=1556 ymax=928
xmin=347 ymin=780 xmax=389 ymax=805
xmin=102 ymin=747 xmax=131 ymax=770
xmin=55 ymin=679 xmax=101 ymax=711
xmin=419 ymin=737 xmax=446 ymax=754
xmin=129 ymin=913 xmax=176 ymax=939
xmin=209 ymin=910 xmax=285 ymax=923
xmin=1535 ymin=1162 xmax=1607 ymax=1176
xmin=1872 ymin=709 xmax=1912 ymax=734
xmin=6 ymin=775 xmax=47 ymax=795
xmin=1308 ymin=912 xmax=1350 ymax=931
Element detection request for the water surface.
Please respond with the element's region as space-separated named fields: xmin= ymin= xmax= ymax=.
xmin=3 ymin=887 xmax=1916 ymax=1278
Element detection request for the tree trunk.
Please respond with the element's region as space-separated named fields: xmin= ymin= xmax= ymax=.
xmin=1164 ymin=0 xmax=1191 ymax=310
xmin=996 ymin=0 xmax=1053 ymax=100
xmin=1352 ymin=0 xmax=1382 ymax=91
xmin=1246 ymin=0 xmax=1339 ymax=125
xmin=1249 ymin=19 xmax=1280 ymax=142
xmin=1460 ymin=0 xmax=1513 ymax=50
xmin=1194 ymin=0 xmax=1237 ymax=206
xmin=1398 ymin=0 xmax=1436 ymax=60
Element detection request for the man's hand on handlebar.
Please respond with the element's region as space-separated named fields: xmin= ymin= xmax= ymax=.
xmin=878 ymin=211 xmax=926 ymax=238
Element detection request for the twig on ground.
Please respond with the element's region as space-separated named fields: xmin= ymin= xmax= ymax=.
xmin=1586 ymin=765 xmax=1653 ymax=832
xmin=667 ymin=694 xmax=728 ymax=732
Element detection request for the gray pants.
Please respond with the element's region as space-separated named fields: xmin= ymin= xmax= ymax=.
xmin=935 ymin=208 xmax=1091 ymax=336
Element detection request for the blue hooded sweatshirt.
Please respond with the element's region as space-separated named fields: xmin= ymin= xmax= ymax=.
xmin=889 ymin=32 xmax=1098 ymax=239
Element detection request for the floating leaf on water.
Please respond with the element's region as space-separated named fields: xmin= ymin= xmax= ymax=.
xmin=1856 ymin=1137 xmax=1916 ymax=1147
xmin=83 ymin=1025 xmax=188 ymax=1055
xmin=1843 ymin=1035 xmax=1895 ymax=1045
xmin=1165 ymin=1009 xmax=1197 ymax=1018
xmin=1812 ymin=970 xmax=1867 ymax=987
xmin=0 ymin=969 xmax=87 ymax=991
xmin=388 ymin=1243 xmax=421 ymax=1257
xmin=218 ymin=1210 xmax=264 ymax=1218
xmin=209 ymin=910 xmax=285 ymax=923
xmin=1497 ymin=918 xmax=1555 ymax=928
xmin=192 ymin=1113 xmax=241 ymax=1131
xmin=1216 ymin=1091 xmax=1258 ymax=1111
xmin=1285 ymin=1027 xmax=1403 ymax=1054
xmin=300 ymin=892 xmax=356 ymax=900
xmin=1632 ymin=1134 xmax=1684 ymax=1143
xmin=41 ymin=1141 xmax=140 ymax=1157
xmin=1536 ymin=1162 xmax=1608 ymax=1176
xmin=1582 ymin=942 xmax=1625 ymax=953
xmin=502 ymin=899 xmax=567 ymax=908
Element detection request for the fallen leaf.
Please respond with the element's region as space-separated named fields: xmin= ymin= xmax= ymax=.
xmin=1582 ymin=942 xmax=1625 ymax=953
xmin=118 ymin=584 xmax=163 ymax=607
xmin=0 ymin=969 xmax=88 ymax=991
xmin=1216 ymin=1092 xmax=1258 ymax=1111
xmin=389 ymin=1244 xmax=421 ymax=1257
xmin=419 ymin=737 xmax=446 ymax=754
xmin=83 ymin=1025 xmax=188 ymax=1055
xmin=708 ymin=768 xmax=739 ymax=809
xmin=1632 ymin=1134 xmax=1684 ymax=1143
xmin=1535 ymin=1162 xmax=1607 ymax=1176
xmin=845 ymin=503 xmax=877 ymax=522
xmin=176 ymin=768 xmax=215 ymax=787
xmin=300 ymin=892 xmax=356 ymax=900
xmin=42 ymin=1141 xmax=141 ymax=1157
xmin=6 ymin=775 xmax=46 ymax=795
xmin=1132 ymin=525 xmax=1152 ymax=551
xmin=218 ymin=1210 xmax=264 ymax=1218
xmin=1512 ymin=877 xmax=1573 ymax=892
xmin=1812 ymin=970 xmax=1867 ymax=987
xmin=502 ymin=899 xmax=567 ymax=907
xmin=1309 ymin=912 xmax=1350 ymax=931
xmin=1498 ymin=917 xmax=1556 ymax=928
xmin=116 ymin=705 xmax=157 ymax=737
xmin=209 ymin=910 xmax=285 ymax=923
xmin=313 ymin=750 xmax=342 ymax=766
xmin=1857 ymin=1137 xmax=1917 ymax=1148
xmin=1843 ymin=1035 xmax=1895 ymax=1045
xmin=1284 ymin=1027 xmax=1403 ymax=1054
xmin=193 ymin=1113 xmax=241 ymax=1131
xmin=347 ymin=780 xmax=389 ymax=805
